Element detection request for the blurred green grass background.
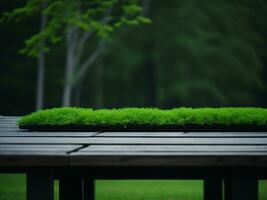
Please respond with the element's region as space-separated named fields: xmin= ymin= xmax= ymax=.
xmin=0 ymin=174 xmax=266 ymax=200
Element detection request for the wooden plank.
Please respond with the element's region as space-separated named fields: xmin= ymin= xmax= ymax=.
xmin=0 ymin=127 xmax=18 ymax=130
xmin=98 ymin=132 xmax=267 ymax=138
xmin=71 ymin=151 xmax=267 ymax=156
xmin=0 ymin=127 xmax=23 ymax=132
xmin=1 ymin=137 xmax=267 ymax=145
xmin=0 ymin=122 xmax=18 ymax=124
xmin=0 ymin=132 xmax=98 ymax=137
xmin=0 ymin=127 xmax=21 ymax=130
xmin=0 ymin=118 xmax=19 ymax=130
xmin=0 ymin=118 xmax=19 ymax=123
xmin=0 ymin=144 xmax=81 ymax=166
xmin=0 ymin=123 xmax=18 ymax=127
xmin=0 ymin=116 xmax=20 ymax=119
xmin=0 ymin=151 xmax=69 ymax=155
xmin=69 ymin=154 xmax=267 ymax=166
xmin=1 ymin=131 xmax=266 ymax=138
xmin=0 ymin=125 xmax=17 ymax=128
xmin=0 ymin=119 xmax=18 ymax=122
xmin=0 ymin=118 xmax=19 ymax=124
xmin=0 ymin=124 xmax=18 ymax=126
xmin=80 ymin=145 xmax=267 ymax=152
xmin=0 ymin=124 xmax=18 ymax=127
xmin=0 ymin=117 xmax=19 ymax=119
xmin=0 ymin=127 xmax=19 ymax=130
xmin=0 ymin=125 xmax=18 ymax=128
xmin=0 ymin=144 xmax=82 ymax=152
xmin=98 ymin=132 xmax=185 ymax=137
xmin=0 ymin=144 xmax=80 ymax=148
xmin=0 ymin=119 xmax=19 ymax=122
xmin=0 ymin=155 xmax=68 ymax=166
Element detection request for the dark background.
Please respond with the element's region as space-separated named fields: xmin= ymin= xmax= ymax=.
xmin=1 ymin=0 xmax=267 ymax=115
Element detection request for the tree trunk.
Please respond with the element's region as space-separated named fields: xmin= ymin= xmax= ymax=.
xmin=62 ymin=26 xmax=106 ymax=107
xmin=62 ymin=27 xmax=76 ymax=107
xmin=36 ymin=3 xmax=47 ymax=110
xmin=36 ymin=47 xmax=45 ymax=110
xmin=62 ymin=51 xmax=74 ymax=107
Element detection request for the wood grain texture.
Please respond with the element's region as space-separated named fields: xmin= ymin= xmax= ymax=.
xmin=80 ymin=144 xmax=267 ymax=152
xmin=0 ymin=144 xmax=82 ymax=151
xmin=1 ymin=137 xmax=267 ymax=145
xmin=98 ymin=132 xmax=267 ymax=137
xmin=0 ymin=132 xmax=98 ymax=137
xmin=1 ymin=116 xmax=267 ymax=167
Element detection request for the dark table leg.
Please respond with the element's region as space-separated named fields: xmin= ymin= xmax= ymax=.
xmin=59 ymin=178 xmax=83 ymax=200
xmin=225 ymin=171 xmax=258 ymax=200
xmin=84 ymin=179 xmax=95 ymax=200
xmin=27 ymin=171 xmax=54 ymax=200
xmin=204 ymin=177 xmax=223 ymax=200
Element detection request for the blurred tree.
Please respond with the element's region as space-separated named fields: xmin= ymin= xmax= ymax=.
xmin=3 ymin=0 xmax=151 ymax=106
xmin=0 ymin=0 xmax=38 ymax=115
xmin=36 ymin=2 xmax=47 ymax=110
xmin=103 ymin=0 xmax=266 ymax=108
xmin=155 ymin=0 xmax=264 ymax=107
xmin=1 ymin=0 xmax=267 ymax=115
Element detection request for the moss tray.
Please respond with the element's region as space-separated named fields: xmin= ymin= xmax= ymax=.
xmin=18 ymin=107 xmax=267 ymax=132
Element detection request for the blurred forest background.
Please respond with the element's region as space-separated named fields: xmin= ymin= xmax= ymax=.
xmin=1 ymin=0 xmax=267 ymax=116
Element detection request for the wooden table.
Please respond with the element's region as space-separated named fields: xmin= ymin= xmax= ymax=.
xmin=0 ymin=116 xmax=267 ymax=200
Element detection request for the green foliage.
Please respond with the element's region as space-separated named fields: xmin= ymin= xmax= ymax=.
xmin=1 ymin=0 xmax=267 ymax=115
xmin=2 ymin=0 xmax=150 ymax=57
xmin=19 ymin=107 xmax=267 ymax=126
xmin=105 ymin=0 xmax=266 ymax=107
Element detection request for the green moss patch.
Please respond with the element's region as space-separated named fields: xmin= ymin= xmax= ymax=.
xmin=18 ymin=107 xmax=267 ymax=131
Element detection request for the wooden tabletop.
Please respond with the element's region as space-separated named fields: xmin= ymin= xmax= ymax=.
xmin=1 ymin=116 xmax=267 ymax=167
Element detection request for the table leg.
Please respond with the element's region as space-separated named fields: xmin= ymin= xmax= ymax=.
xmin=84 ymin=179 xmax=95 ymax=200
xmin=225 ymin=171 xmax=258 ymax=200
xmin=204 ymin=177 xmax=223 ymax=200
xmin=27 ymin=171 xmax=54 ymax=200
xmin=59 ymin=178 xmax=83 ymax=200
